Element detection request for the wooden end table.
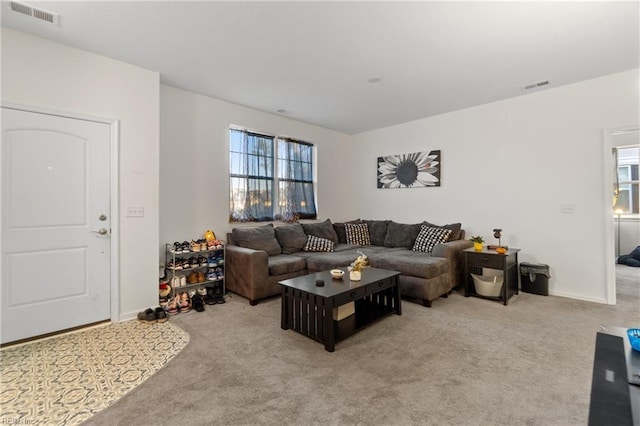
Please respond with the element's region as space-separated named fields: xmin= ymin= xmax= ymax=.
xmin=279 ymin=267 xmax=401 ymax=352
xmin=464 ymin=247 xmax=520 ymax=305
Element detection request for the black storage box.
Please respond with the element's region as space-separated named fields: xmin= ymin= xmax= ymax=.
xmin=520 ymin=263 xmax=550 ymax=296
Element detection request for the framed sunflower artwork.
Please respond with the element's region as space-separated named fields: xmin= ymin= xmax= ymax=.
xmin=377 ymin=150 xmax=441 ymax=188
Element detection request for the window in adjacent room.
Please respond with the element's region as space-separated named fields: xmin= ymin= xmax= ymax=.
xmin=613 ymin=145 xmax=639 ymax=215
xmin=229 ymin=128 xmax=317 ymax=222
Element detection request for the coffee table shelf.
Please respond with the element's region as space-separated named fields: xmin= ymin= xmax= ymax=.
xmin=279 ymin=268 xmax=401 ymax=352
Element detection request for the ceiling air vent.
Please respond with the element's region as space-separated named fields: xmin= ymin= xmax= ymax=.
xmin=523 ymin=80 xmax=550 ymax=91
xmin=9 ymin=1 xmax=59 ymax=25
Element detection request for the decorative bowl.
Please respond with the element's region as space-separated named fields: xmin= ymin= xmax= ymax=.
xmin=628 ymin=328 xmax=640 ymax=352
xmin=495 ymin=246 xmax=507 ymax=254
xmin=330 ymin=269 xmax=345 ymax=279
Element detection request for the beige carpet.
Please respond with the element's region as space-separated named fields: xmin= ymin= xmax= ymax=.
xmin=0 ymin=320 xmax=189 ymax=425
xmin=82 ymin=265 xmax=639 ymax=426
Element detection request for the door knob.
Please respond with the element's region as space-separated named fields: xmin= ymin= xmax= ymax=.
xmin=92 ymin=228 xmax=108 ymax=235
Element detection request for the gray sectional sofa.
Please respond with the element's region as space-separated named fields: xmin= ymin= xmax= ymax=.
xmin=226 ymin=219 xmax=472 ymax=307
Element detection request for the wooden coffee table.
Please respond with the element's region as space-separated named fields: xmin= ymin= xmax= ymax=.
xmin=279 ymin=267 xmax=401 ymax=352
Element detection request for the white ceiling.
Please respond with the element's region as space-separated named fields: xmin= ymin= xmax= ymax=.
xmin=2 ymin=1 xmax=639 ymax=134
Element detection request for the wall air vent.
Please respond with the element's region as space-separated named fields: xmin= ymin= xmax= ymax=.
xmin=9 ymin=1 xmax=59 ymax=26
xmin=523 ymin=80 xmax=550 ymax=91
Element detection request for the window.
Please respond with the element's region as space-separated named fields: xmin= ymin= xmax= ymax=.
xmin=229 ymin=128 xmax=317 ymax=222
xmin=613 ymin=146 xmax=639 ymax=215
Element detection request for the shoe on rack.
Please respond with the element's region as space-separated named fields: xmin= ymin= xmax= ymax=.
xmin=190 ymin=240 xmax=201 ymax=252
xmin=187 ymin=272 xmax=198 ymax=285
xmin=208 ymin=255 xmax=217 ymax=267
xmin=215 ymin=267 xmax=224 ymax=280
xmin=197 ymin=287 xmax=207 ymax=297
xmin=137 ymin=308 xmax=156 ymax=323
xmin=188 ymin=289 xmax=197 ymax=298
xmin=198 ymin=256 xmax=208 ymax=267
xmin=154 ymin=307 xmax=168 ymax=323
xmin=179 ymin=275 xmax=187 ymax=287
xmin=213 ymin=286 xmax=225 ymax=304
xmin=167 ymin=260 xmax=181 ymax=271
xmin=178 ymin=292 xmax=191 ymax=313
xmin=192 ymin=294 xmax=206 ymax=312
xmin=189 ymin=257 xmax=199 ymax=269
xmin=204 ymin=286 xmax=217 ymax=305
xmin=171 ymin=242 xmax=181 ymax=254
xmin=206 ymin=269 xmax=217 ymax=281
xmin=181 ymin=241 xmax=190 ymax=253
xmin=197 ymin=271 xmax=205 ymax=283
xmin=166 ymin=297 xmax=179 ymax=315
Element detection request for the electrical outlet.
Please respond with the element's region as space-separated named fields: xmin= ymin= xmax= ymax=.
xmin=125 ymin=205 xmax=144 ymax=217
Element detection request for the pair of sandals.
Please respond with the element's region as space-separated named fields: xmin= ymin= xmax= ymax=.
xmin=137 ymin=307 xmax=168 ymax=323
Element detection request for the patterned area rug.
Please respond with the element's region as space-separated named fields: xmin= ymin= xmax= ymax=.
xmin=0 ymin=320 xmax=189 ymax=425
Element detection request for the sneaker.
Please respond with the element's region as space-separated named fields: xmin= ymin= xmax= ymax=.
xmin=190 ymin=240 xmax=201 ymax=252
xmin=206 ymin=269 xmax=217 ymax=281
xmin=137 ymin=308 xmax=156 ymax=323
xmin=187 ymin=272 xmax=198 ymax=285
xmin=217 ymin=255 xmax=224 ymax=265
xmin=197 ymin=287 xmax=207 ymax=297
xmin=215 ymin=267 xmax=224 ymax=280
xmin=199 ymin=239 xmax=207 ymax=251
xmin=188 ymin=289 xmax=197 ymax=298
xmin=198 ymin=256 xmax=208 ymax=267
xmin=178 ymin=292 xmax=191 ymax=313
xmin=166 ymin=297 xmax=179 ymax=315
xmin=181 ymin=241 xmax=190 ymax=253
xmin=179 ymin=275 xmax=187 ymax=287
xmin=154 ymin=307 xmax=168 ymax=323
xmin=204 ymin=286 xmax=217 ymax=305
xmin=208 ymin=255 xmax=217 ymax=267
xmin=167 ymin=260 xmax=181 ymax=271
xmin=189 ymin=257 xmax=199 ymax=269
xmin=192 ymin=294 xmax=205 ymax=312
xmin=171 ymin=242 xmax=181 ymax=254
xmin=197 ymin=271 xmax=206 ymax=283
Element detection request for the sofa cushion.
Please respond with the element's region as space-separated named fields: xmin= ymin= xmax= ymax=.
xmin=303 ymin=235 xmax=334 ymax=252
xmin=345 ymin=223 xmax=371 ymax=245
xmin=232 ymin=224 xmax=281 ymax=256
xmin=413 ymin=225 xmax=452 ymax=253
xmin=305 ymin=249 xmax=364 ymax=271
xmin=363 ymin=220 xmax=389 ymax=246
xmin=423 ymin=221 xmax=463 ymax=241
xmin=383 ymin=221 xmax=421 ymax=248
xmin=268 ymin=254 xmax=306 ymax=276
xmin=274 ymin=223 xmax=308 ymax=254
xmin=368 ymin=249 xmax=450 ymax=279
xmin=301 ymin=219 xmax=339 ymax=244
xmin=333 ymin=219 xmax=361 ymax=244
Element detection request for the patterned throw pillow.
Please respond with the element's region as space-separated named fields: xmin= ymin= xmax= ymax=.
xmin=412 ymin=225 xmax=452 ymax=253
xmin=303 ymin=235 xmax=334 ymax=252
xmin=344 ymin=223 xmax=371 ymax=246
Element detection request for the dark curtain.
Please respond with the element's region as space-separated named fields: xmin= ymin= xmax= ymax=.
xmin=277 ymin=139 xmax=317 ymax=221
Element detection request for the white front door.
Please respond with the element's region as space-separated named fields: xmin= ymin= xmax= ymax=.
xmin=1 ymin=108 xmax=111 ymax=344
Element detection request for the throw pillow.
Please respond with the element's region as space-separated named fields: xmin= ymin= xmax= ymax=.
xmin=383 ymin=221 xmax=422 ymax=248
xmin=344 ymin=223 xmax=371 ymax=245
xmin=274 ymin=223 xmax=308 ymax=254
xmin=333 ymin=219 xmax=362 ymax=244
xmin=303 ymin=235 xmax=334 ymax=252
xmin=301 ymin=219 xmax=339 ymax=244
xmin=362 ymin=220 xmax=389 ymax=246
xmin=423 ymin=221 xmax=463 ymax=241
xmin=231 ymin=224 xmax=282 ymax=256
xmin=413 ymin=225 xmax=452 ymax=253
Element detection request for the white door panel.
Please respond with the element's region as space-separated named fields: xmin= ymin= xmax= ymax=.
xmin=2 ymin=108 xmax=111 ymax=344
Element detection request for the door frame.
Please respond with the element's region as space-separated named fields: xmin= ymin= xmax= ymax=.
xmin=602 ymin=125 xmax=639 ymax=305
xmin=1 ymin=102 xmax=120 ymax=323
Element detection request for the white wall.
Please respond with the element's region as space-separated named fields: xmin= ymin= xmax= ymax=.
xmin=352 ymin=69 xmax=640 ymax=303
xmin=159 ymin=85 xmax=353 ymax=257
xmin=1 ymin=28 xmax=160 ymax=320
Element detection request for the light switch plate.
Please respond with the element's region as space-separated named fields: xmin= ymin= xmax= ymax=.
xmin=126 ymin=205 xmax=144 ymax=217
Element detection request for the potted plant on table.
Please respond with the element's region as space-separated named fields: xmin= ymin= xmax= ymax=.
xmin=469 ymin=235 xmax=484 ymax=251
xmin=349 ymin=251 xmax=369 ymax=281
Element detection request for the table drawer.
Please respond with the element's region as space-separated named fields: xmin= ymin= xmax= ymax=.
xmin=333 ymin=286 xmax=367 ymax=306
xmin=467 ymin=254 xmax=504 ymax=269
xmin=371 ymin=277 xmax=395 ymax=293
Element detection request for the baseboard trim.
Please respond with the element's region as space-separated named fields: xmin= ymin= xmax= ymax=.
xmin=549 ymin=290 xmax=608 ymax=305
xmin=119 ymin=311 xmax=140 ymax=322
